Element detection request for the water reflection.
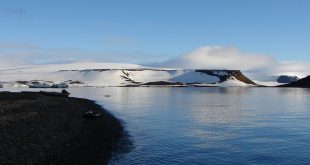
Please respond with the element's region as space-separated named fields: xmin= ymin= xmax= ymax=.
xmin=1 ymin=87 xmax=310 ymax=164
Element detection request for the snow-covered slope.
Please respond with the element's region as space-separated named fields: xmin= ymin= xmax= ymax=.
xmin=0 ymin=62 xmax=256 ymax=87
xmin=252 ymin=80 xmax=284 ymax=87
xmin=170 ymin=71 xmax=220 ymax=83
xmin=0 ymin=63 xmax=141 ymax=86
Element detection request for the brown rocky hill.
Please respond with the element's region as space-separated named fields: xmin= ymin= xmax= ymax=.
xmin=195 ymin=70 xmax=257 ymax=85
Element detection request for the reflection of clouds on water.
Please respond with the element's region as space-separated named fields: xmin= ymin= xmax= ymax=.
xmin=185 ymin=88 xmax=251 ymax=125
xmin=278 ymin=87 xmax=310 ymax=96
xmin=49 ymin=87 xmax=310 ymax=164
xmin=2 ymin=87 xmax=310 ymax=164
xmin=190 ymin=104 xmax=242 ymax=124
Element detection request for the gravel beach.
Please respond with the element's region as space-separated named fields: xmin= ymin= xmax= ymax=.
xmin=0 ymin=91 xmax=124 ymax=165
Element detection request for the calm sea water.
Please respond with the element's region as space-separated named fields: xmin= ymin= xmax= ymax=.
xmin=2 ymin=87 xmax=310 ymax=164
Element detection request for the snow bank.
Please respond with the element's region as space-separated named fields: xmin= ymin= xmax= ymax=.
xmin=219 ymin=78 xmax=252 ymax=87
xmin=170 ymin=70 xmax=220 ymax=83
xmin=0 ymin=62 xmax=255 ymax=87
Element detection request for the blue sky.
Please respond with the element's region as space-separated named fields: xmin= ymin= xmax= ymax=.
xmin=0 ymin=0 xmax=309 ymax=65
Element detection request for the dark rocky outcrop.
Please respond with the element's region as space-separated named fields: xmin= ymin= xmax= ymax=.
xmin=195 ymin=70 xmax=257 ymax=85
xmin=277 ymin=75 xmax=299 ymax=83
xmin=278 ymin=75 xmax=310 ymax=88
xmin=143 ymin=81 xmax=185 ymax=86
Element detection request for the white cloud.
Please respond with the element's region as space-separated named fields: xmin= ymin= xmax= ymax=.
xmin=157 ymin=46 xmax=309 ymax=79
xmin=271 ymin=61 xmax=310 ymax=77
xmin=0 ymin=58 xmax=25 ymax=68
xmin=0 ymin=43 xmax=167 ymax=67
xmin=161 ymin=46 xmax=274 ymax=70
xmin=1 ymin=43 xmax=309 ymax=79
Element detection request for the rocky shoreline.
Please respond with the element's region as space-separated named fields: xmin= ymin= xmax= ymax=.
xmin=0 ymin=91 xmax=124 ymax=164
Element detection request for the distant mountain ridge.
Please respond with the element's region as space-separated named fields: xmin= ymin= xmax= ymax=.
xmin=0 ymin=63 xmax=257 ymax=87
xmin=277 ymin=75 xmax=299 ymax=83
xmin=279 ymin=75 xmax=310 ymax=88
xmin=196 ymin=70 xmax=256 ymax=85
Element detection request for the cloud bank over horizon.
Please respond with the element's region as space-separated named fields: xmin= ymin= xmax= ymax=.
xmin=0 ymin=43 xmax=169 ymax=68
xmin=0 ymin=43 xmax=309 ymax=79
xmin=157 ymin=46 xmax=310 ymax=79
xmin=160 ymin=46 xmax=273 ymax=70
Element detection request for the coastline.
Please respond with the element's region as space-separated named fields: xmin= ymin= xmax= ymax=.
xmin=0 ymin=91 xmax=124 ymax=164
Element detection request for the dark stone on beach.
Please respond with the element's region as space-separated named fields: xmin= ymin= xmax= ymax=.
xmin=83 ymin=110 xmax=101 ymax=120
xmin=0 ymin=91 xmax=124 ymax=165
xmin=62 ymin=89 xmax=70 ymax=95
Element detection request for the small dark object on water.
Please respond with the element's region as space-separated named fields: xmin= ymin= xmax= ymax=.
xmin=104 ymin=95 xmax=111 ymax=97
xmin=83 ymin=110 xmax=102 ymax=120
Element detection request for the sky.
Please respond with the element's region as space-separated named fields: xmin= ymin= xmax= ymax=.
xmin=0 ymin=0 xmax=309 ymax=75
